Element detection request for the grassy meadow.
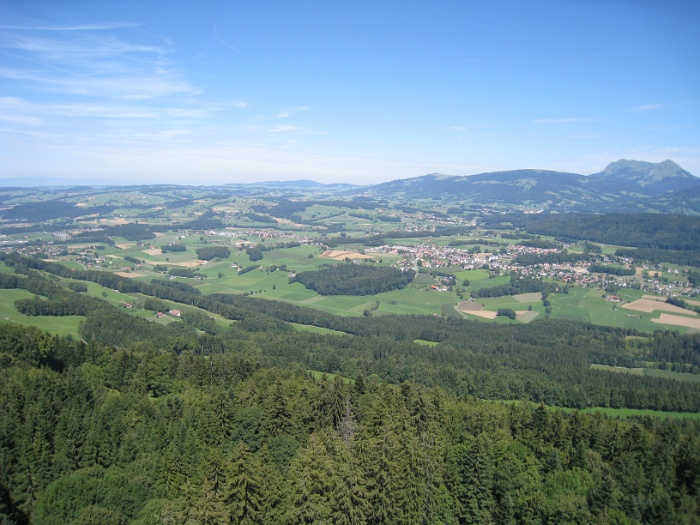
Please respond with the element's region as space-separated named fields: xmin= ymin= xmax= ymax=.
xmin=591 ymin=364 xmax=700 ymax=383
xmin=0 ymin=289 xmax=83 ymax=337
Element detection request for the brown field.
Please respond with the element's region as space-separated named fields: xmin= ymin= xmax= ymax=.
xmin=641 ymin=294 xmax=667 ymax=302
xmin=115 ymin=272 xmax=146 ymax=278
xmin=516 ymin=310 xmax=539 ymax=323
xmin=653 ymin=314 xmax=700 ymax=330
xmin=513 ymin=292 xmax=542 ymax=303
xmin=274 ymin=218 xmax=306 ymax=227
xmin=115 ymin=243 xmax=134 ymax=249
xmin=166 ymin=260 xmax=204 ymax=268
xmin=686 ymin=299 xmax=700 ymax=307
xmin=78 ymin=217 xmax=130 ymax=226
xmin=622 ymin=299 xmax=695 ymax=316
xmin=142 ymin=248 xmax=163 ymax=256
xmin=100 ymin=217 xmax=130 ymax=225
xmin=590 ymin=364 xmax=645 ymax=376
xmin=465 ymin=310 xmax=498 ymax=319
xmin=456 ymin=300 xmax=484 ymax=311
xmin=321 ymin=250 xmax=373 ymax=261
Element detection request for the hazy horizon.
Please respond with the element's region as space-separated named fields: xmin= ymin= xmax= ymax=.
xmin=2 ymin=1 xmax=699 ymax=185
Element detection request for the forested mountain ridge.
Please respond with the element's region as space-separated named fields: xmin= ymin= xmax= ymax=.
xmin=362 ymin=159 xmax=700 ymax=213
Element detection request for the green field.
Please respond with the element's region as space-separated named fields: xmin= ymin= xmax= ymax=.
xmin=577 ymin=407 xmax=700 ymax=420
xmin=0 ymin=289 xmax=83 ymax=337
xmin=1 ymin=197 xmax=696 ymax=339
xmin=291 ymin=323 xmax=349 ymax=336
xmin=308 ymin=370 xmax=354 ymax=384
xmin=644 ymin=369 xmax=700 ymax=382
xmin=590 ymin=364 xmax=644 ymax=376
xmin=499 ymin=400 xmax=700 ymax=420
xmin=591 ymin=364 xmax=700 ymax=382
xmin=549 ymin=287 xmax=681 ymax=332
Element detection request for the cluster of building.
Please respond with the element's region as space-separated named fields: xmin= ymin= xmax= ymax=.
xmin=369 ymin=240 xmax=699 ymax=297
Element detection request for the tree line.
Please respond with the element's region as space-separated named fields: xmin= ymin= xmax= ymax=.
xmin=489 ymin=213 xmax=700 ymax=252
xmin=291 ymin=264 xmax=415 ymax=296
xmin=470 ymin=276 xmax=563 ymax=299
xmin=1 ymin=320 xmax=699 ymax=524
xmin=2 ymin=252 xmax=699 ymax=413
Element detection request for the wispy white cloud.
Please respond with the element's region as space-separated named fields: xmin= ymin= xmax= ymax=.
xmin=0 ymin=26 xmax=194 ymax=100
xmin=241 ymin=124 xmax=305 ymax=134
xmin=0 ymin=97 xmax=218 ymax=122
xmin=1 ymin=70 xmax=196 ymax=99
xmin=629 ymin=103 xmax=663 ymax=112
xmin=533 ymin=118 xmax=594 ymax=124
xmin=276 ymin=106 xmax=309 ymax=118
xmin=0 ymin=113 xmax=44 ymax=126
xmin=0 ymin=18 xmax=334 ymax=182
xmin=0 ymin=23 xmax=139 ymax=31
xmin=268 ymin=125 xmax=302 ymax=133
xmin=212 ymin=24 xmax=239 ymax=52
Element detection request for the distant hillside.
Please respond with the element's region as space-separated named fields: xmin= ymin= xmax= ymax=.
xmin=586 ymin=159 xmax=699 ymax=195
xmin=224 ymin=179 xmax=359 ymax=192
xmin=361 ymin=160 xmax=700 ymax=213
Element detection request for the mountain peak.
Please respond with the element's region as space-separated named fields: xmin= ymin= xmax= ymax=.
xmin=590 ymin=159 xmax=697 ymax=192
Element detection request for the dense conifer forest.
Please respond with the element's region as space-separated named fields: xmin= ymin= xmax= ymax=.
xmin=291 ymin=265 xmax=415 ymax=296
xmin=1 ymin=319 xmax=699 ymax=524
xmin=0 ymin=220 xmax=699 ymax=523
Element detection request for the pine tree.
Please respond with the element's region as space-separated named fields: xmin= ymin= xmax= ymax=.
xmin=224 ymin=441 xmax=265 ymax=525
xmin=327 ymin=433 xmax=368 ymax=525
xmin=359 ymin=403 xmax=402 ymax=525
xmin=353 ymin=374 xmax=367 ymax=396
xmin=190 ymin=478 xmax=227 ymax=525
xmin=255 ymin=445 xmax=286 ymax=524
xmin=286 ymin=433 xmax=337 ymax=525
xmin=451 ymin=434 xmax=495 ymax=524
xmin=264 ymin=381 xmax=295 ymax=438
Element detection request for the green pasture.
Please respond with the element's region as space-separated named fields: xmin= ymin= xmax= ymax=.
xmin=498 ymin=400 xmax=700 ymax=420
xmin=127 ymin=293 xmax=231 ymax=328
xmin=548 ymin=287 xmax=661 ymax=331
xmin=308 ymin=370 xmax=354 ymax=384
xmin=189 ymin=245 xmax=457 ymax=317
xmin=616 ymin=288 xmax=645 ymax=303
xmin=590 ymin=364 xmax=644 ymax=376
xmin=0 ymin=289 xmax=83 ymax=337
xmin=598 ymin=244 xmax=634 ymax=256
xmin=414 ymin=273 xmax=438 ymax=285
xmin=577 ymin=407 xmax=700 ymax=420
xmin=466 ymin=272 xmax=510 ymax=293
xmin=200 ymin=266 xmax=453 ymax=317
xmin=372 ymin=285 xmax=456 ymax=316
xmin=645 ymin=369 xmax=700 ymax=382
xmin=592 ymin=364 xmax=700 ymax=383
xmin=291 ymin=323 xmax=348 ymax=336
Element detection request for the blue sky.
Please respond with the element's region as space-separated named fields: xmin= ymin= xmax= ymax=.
xmin=1 ymin=1 xmax=699 ymax=185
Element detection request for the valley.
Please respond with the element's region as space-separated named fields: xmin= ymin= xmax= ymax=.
xmin=2 ymin=160 xmax=700 ymax=524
